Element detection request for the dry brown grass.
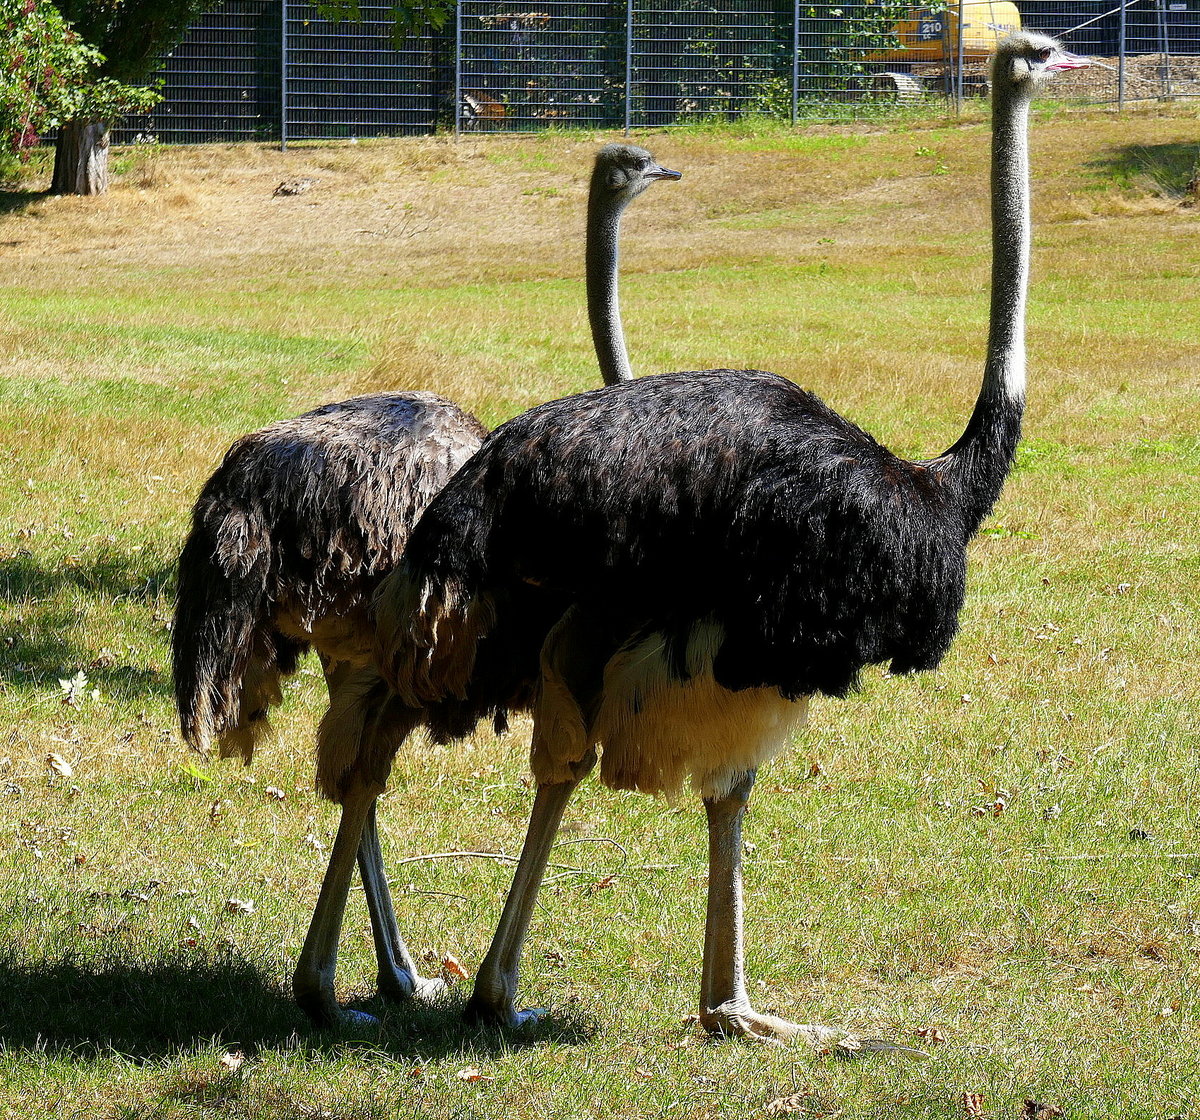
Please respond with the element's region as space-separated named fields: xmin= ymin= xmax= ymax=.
xmin=1 ymin=107 xmax=1198 ymax=1120
xmin=4 ymin=109 xmax=1193 ymax=294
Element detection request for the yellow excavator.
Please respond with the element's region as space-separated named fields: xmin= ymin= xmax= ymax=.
xmin=863 ymin=0 xmax=1022 ymax=97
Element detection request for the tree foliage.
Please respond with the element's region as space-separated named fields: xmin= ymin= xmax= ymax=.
xmin=315 ymin=0 xmax=455 ymax=42
xmin=1 ymin=0 xmax=95 ymax=162
xmin=1 ymin=0 xmax=168 ymax=171
xmin=51 ymin=0 xmax=211 ymax=84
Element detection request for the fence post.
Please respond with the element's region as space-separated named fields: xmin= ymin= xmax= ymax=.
xmin=280 ymin=0 xmax=288 ymax=150
xmin=791 ymin=0 xmax=799 ymax=126
xmin=1157 ymin=0 xmax=1173 ymax=97
xmin=454 ymin=1 xmax=463 ymax=138
xmin=625 ymin=0 xmax=633 ymax=135
xmin=1118 ymin=0 xmax=1126 ymax=108
xmin=954 ymin=0 xmax=965 ymax=114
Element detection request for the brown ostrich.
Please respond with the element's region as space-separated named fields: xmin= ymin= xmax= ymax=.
xmin=171 ymin=144 xmax=681 ymax=1025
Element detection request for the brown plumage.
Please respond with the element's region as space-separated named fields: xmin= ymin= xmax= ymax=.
xmin=174 ymin=391 xmax=485 ymax=793
xmin=172 ymin=391 xmax=485 ymax=1026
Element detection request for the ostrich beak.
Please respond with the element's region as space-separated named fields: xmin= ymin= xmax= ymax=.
xmin=1047 ymin=50 xmax=1091 ymax=72
xmin=648 ymin=165 xmax=683 ymax=182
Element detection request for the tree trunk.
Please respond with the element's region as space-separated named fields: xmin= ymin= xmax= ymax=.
xmin=51 ymin=119 xmax=110 ymax=196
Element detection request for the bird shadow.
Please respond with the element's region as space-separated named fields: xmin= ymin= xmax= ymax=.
xmin=0 ymin=952 xmax=596 ymax=1063
xmin=1086 ymin=141 xmax=1198 ymax=198
xmin=0 ymin=550 xmax=175 ymax=693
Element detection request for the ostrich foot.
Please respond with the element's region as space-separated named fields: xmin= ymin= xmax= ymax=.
xmin=340 ymin=1008 xmax=382 ymax=1030
xmin=462 ymin=992 xmax=546 ymax=1030
xmin=294 ymin=983 xmax=342 ymax=1029
xmin=699 ymin=1003 xmax=928 ymax=1057
xmin=295 ymin=985 xmax=382 ymax=1031
xmin=378 ymin=971 xmax=449 ymax=1005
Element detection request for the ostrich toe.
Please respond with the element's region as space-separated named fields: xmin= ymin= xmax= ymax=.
xmin=462 ymin=992 xmax=547 ymax=1030
xmin=699 ymin=1005 xmax=926 ymax=1056
xmin=340 ymin=1008 xmax=382 ymax=1030
xmin=378 ymin=972 xmax=448 ymax=1004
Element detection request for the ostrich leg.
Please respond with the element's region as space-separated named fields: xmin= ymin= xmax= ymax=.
xmin=699 ymin=770 xmax=856 ymax=1048
xmin=297 ymin=658 xmax=445 ymax=1023
xmin=293 ymin=778 xmax=380 ymax=1026
xmin=357 ymin=799 xmax=446 ymax=1003
xmin=465 ymin=750 xmax=597 ymax=1028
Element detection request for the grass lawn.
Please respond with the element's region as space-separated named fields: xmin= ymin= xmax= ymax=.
xmin=1 ymin=105 xmax=1198 ymax=1119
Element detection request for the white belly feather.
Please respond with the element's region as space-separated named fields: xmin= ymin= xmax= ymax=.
xmin=533 ymin=618 xmax=808 ymax=800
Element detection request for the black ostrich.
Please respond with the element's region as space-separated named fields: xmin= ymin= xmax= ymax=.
xmin=171 ymin=144 xmax=680 ymax=1026
xmin=374 ymin=35 xmax=1087 ymax=1047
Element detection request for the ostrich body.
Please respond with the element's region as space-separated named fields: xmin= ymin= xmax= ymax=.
xmin=171 ymin=144 xmax=680 ymax=1025
xmin=375 ymin=35 xmax=1086 ymax=1044
xmin=175 ymin=391 xmax=486 ymax=1021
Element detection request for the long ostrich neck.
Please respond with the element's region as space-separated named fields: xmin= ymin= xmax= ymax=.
xmin=937 ymin=78 xmax=1030 ymax=535
xmin=587 ymin=179 xmax=633 ymax=385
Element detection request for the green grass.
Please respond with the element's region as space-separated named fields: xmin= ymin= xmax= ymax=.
xmin=1 ymin=108 xmax=1198 ymax=1118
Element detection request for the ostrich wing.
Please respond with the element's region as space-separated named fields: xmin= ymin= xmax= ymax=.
xmin=377 ymin=371 xmax=968 ymax=726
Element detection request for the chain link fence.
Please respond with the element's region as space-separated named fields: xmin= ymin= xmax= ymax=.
xmin=113 ymin=0 xmax=1200 ymax=143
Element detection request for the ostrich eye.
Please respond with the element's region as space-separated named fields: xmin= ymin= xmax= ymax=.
xmin=1034 ymin=47 xmax=1053 ymax=62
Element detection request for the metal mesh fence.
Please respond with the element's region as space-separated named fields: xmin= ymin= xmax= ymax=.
xmin=113 ymin=0 xmax=1200 ymax=146
xmin=628 ymin=0 xmax=789 ymax=126
xmin=113 ymin=0 xmax=280 ymax=143
xmin=457 ymin=1 xmax=624 ymax=130
xmin=284 ymin=1 xmax=438 ymax=139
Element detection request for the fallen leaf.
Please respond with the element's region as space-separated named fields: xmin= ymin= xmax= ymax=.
xmin=914 ymin=1025 xmax=946 ymax=1046
xmin=456 ymin=1066 xmax=492 ymax=1082
xmin=634 ymin=1068 xmax=654 ymax=1080
xmin=1022 ymin=1102 xmax=1063 ymax=1120
xmin=180 ymin=760 xmax=212 ymax=784
xmin=766 ymin=1090 xmax=840 ymax=1116
xmin=589 ymin=874 xmax=616 ymax=894
xmin=442 ymin=952 xmax=469 ymax=981
xmin=220 ymin=1049 xmax=245 ymax=1073
xmin=224 ymin=898 xmax=255 ymax=915
xmin=46 ymin=753 xmax=73 ymax=778
xmin=58 ymin=672 xmax=88 ymax=706
xmin=264 ymin=786 xmax=286 ymax=801
xmin=962 ymin=1093 xmax=986 ymax=1119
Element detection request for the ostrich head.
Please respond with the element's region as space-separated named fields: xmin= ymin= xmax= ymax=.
xmin=593 ymin=143 xmax=682 ymax=203
xmin=991 ymin=31 xmax=1090 ymax=93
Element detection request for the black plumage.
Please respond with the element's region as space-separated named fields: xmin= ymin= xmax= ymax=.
xmin=385 ymin=369 xmax=1017 ymax=728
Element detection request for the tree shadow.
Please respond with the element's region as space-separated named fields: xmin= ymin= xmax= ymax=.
xmin=0 ymin=952 xmax=595 ymax=1062
xmin=0 ymin=550 xmax=176 ymax=693
xmin=1087 ymin=141 xmax=1198 ymax=197
xmin=0 ymin=186 xmax=53 ymax=221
